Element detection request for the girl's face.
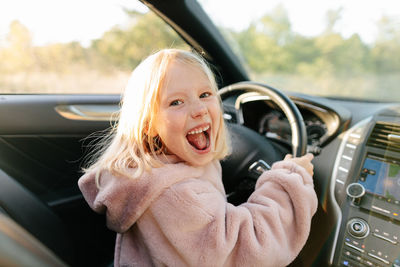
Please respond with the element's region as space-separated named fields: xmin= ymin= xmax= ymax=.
xmin=153 ymin=60 xmax=221 ymax=166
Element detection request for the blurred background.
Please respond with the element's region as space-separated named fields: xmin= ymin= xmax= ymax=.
xmin=0 ymin=0 xmax=399 ymax=100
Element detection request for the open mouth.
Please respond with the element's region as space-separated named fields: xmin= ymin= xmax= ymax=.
xmin=186 ymin=124 xmax=211 ymax=151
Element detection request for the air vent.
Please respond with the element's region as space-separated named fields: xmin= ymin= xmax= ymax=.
xmin=367 ymin=122 xmax=400 ymax=152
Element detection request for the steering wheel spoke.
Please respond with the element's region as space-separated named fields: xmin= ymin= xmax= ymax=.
xmin=248 ymin=160 xmax=271 ymax=176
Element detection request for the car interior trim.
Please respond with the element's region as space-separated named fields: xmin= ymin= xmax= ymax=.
xmin=234 ymin=92 xmax=271 ymax=109
xmin=328 ymin=116 xmax=372 ymax=264
xmin=55 ymin=104 xmax=120 ymax=121
xmin=293 ymin=100 xmax=330 ymax=114
xmin=0 ymin=213 xmax=67 ymax=267
xmin=0 ymin=168 xmax=75 ymax=265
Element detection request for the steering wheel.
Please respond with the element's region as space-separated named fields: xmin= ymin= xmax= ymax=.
xmin=218 ymin=81 xmax=307 ymax=203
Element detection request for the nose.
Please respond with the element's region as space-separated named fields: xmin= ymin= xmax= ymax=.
xmin=191 ymin=100 xmax=208 ymax=118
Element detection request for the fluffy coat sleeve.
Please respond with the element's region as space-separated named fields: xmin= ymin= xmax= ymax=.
xmin=144 ymin=160 xmax=317 ymax=267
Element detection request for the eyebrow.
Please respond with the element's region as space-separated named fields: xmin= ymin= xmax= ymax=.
xmin=163 ymin=92 xmax=186 ymax=101
xmin=162 ymin=85 xmax=212 ymax=100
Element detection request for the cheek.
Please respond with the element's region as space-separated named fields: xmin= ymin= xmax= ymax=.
xmin=211 ymin=103 xmax=221 ymax=116
xmin=156 ymin=110 xmax=185 ymax=139
xmin=209 ymin=101 xmax=222 ymax=128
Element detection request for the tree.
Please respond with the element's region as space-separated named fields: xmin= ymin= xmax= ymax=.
xmin=324 ymin=8 xmax=343 ymax=34
xmin=33 ymin=42 xmax=90 ymax=73
xmin=259 ymin=4 xmax=292 ymax=46
xmin=92 ymin=11 xmax=187 ymax=70
xmin=286 ymin=35 xmax=320 ymax=73
xmin=0 ymin=20 xmax=34 ymax=72
xmin=233 ymin=5 xmax=294 ymax=74
xmin=371 ymin=15 xmax=400 ymax=73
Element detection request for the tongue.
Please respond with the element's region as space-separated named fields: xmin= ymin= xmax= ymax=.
xmin=187 ymin=132 xmax=207 ymax=150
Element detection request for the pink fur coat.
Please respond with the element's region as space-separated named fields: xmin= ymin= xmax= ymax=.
xmin=78 ymin=155 xmax=317 ymax=267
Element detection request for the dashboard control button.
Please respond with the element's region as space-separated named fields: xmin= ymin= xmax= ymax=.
xmin=346 ymin=183 xmax=365 ymax=205
xmin=371 ymin=205 xmax=391 ymax=215
xmin=372 ymin=233 xmax=398 ymax=245
xmin=367 ymin=252 xmax=390 ymax=265
xmin=347 ymin=218 xmax=369 ymax=239
xmin=344 ymin=241 xmax=365 ymax=253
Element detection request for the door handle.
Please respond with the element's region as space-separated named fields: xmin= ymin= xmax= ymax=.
xmin=55 ymin=104 xmax=119 ymax=121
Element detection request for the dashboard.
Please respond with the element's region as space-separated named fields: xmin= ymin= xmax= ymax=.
xmin=226 ymin=92 xmax=343 ymax=150
xmin=330 ymin=107 xmax=400 ymax=267
xmin=222 ymin=91 xmax=400 ymax=266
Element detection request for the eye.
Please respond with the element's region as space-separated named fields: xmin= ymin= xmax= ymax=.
xmin=200 ymin=92 xmax=212 ymax=98
xmin=169 ymin=99 xmax=183 ymax=106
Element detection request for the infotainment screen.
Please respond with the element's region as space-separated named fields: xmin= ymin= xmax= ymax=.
xmin=358 ymin=155 xmax=400 ymax=202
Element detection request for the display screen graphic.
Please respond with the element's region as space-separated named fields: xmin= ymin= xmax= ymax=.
xmin=358 ymin=156 xmax=400 ymax=201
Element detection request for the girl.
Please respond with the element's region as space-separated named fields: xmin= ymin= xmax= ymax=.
xmin=79 ymin=49 xmax=317 ymax=267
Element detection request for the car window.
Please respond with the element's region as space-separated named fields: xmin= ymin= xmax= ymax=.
xmin=0 ymin=1 xmax=189 ymax=94
xmin=199 ymin=0 xmax=400 ymax=102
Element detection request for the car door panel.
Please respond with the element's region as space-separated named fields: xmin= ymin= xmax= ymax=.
xmin=0 ymin=94 xmax=120 ymax=266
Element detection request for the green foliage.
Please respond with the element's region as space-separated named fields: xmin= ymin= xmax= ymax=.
xmin=2 ymin=8 xmax=399 ymax=77
xmin=222 ymin=6 xmax=400 ymax=99
xmin=0 ymin=20 xmax=34 ymax=72
xmin=226 ymin=6 xmax=400 ymax=84
xmin=234 ymin=24 xmax=291 ymax=73
xmin=233 ymin=5 xmax=294 ymax=73
xmin=370 ymin=15 xmax=400 ymax=73
xmin=91 ymin=12 xmax=188 ymax=70
xmin=0 ymin=11 xmax=188 ymax=75
xmin=0 ymin=7 xmax=399 ymax=98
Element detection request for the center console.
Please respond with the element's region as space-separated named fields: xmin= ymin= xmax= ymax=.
xmin=331 ymin=109 xmax=400 ymax=267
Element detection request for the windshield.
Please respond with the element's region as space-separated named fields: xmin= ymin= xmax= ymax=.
xmin=198 ymin=0 xmax=400 ymax=102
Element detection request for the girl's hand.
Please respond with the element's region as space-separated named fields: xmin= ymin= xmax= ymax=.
xmin=284 ymin=153 xmax=314 ymax=176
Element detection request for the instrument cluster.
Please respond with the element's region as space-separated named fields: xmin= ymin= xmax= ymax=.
xmin=239 ymin=97 xmax=339 ymax=147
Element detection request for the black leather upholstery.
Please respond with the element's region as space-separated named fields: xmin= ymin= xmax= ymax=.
xmin=0 ymin=169 xmax=75 ymax=265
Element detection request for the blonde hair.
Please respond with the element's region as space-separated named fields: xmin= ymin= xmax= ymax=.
xmin=84 ymin=49 xmax=230 ymax=178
